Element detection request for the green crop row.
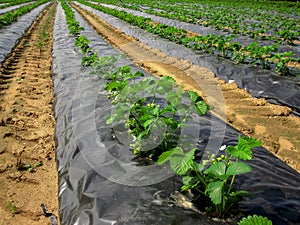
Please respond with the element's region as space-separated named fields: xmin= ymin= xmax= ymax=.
xmin=61 ymin=0 xmax=84 ymax=35
xmin=0 ymin=0 xmax=35 ymax=10
xmin=117 ymin=1 xmax=300 ymax=45
xmin=0 ymin=0 xmax=50 ymax=29
xmin=61 ymin=2 xmax=271 ymax=222
xmin=77 ymin=0 xmax=300 ymax=76
xmin=95 ymin=0 xmax=300 ymax=17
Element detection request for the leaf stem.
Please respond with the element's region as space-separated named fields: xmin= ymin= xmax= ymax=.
xmin=227 ymin=158 xmax=238 ymax=195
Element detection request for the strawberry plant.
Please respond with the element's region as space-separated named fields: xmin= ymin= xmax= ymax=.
xmin=75 ymin=35 xmax=91 ymax=53
xmin=91 ymin=55 xmax=209 ymax=159
xmin=270 ymin=51 xmax=295 ymax=76
xmin=82 ymin=52 xmax=98 ymax=66
xmin=158 ymin=135 xmax=262 ymax=218
xmin=107 ymin=74 xmax=209 ymax=158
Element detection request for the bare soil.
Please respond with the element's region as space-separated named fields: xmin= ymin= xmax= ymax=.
xmin=0 ymin=2 xmax=299 ymax=225
xmin=0 ymin=2 xmax=59 ymax=225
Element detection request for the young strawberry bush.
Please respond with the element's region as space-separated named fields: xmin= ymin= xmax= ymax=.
xmin=158 ymin=136 xmax=262 ymax=218
xmin=93 ymin=55 xmax=210 ymax=159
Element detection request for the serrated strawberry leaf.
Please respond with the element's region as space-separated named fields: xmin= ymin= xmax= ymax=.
xmin=206 ymin=181 xmax=224 ymax=205
xmin=226 ymin=162 xmax=251 ymax=176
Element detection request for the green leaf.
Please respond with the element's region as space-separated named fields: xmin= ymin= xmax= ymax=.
xmin=136 ymin=129 xmax=150 ymax=141
xmin=194 ymin=101 xmax=210 ymax=115
xmin=181 ymin=176 xmax=200 ymax=191
xmin=226 ymin=162 xmax=252 ymax=176
xmin=187 ymin=90 xmax=200 ymax=102
xmin=226 ymin=136 xmax=262 ymax=160
xmin=226 ymin=145 xmax=250 ymax=161
xmin=106 ymin=81 xmax=122 ymax=92
xmin=204 ymin=161 xmax=226 ymax=178
xmin=156 ymin=88 xmax=166 ymax=95
xmin=106 ymin=113 xmax=120 ymax=124
xmin=238 ymin=214 xmax=273 ymax=225
xmin=206 ymin=181 xmax=224 ymax=205
xmin=229 ymin=190 xmax=252 ymax=197
xmin=187 ymin=90 xmax=209 ymax=115
xmin=182 ymin=176 xmax=193 ymax=185
xmin=159 ymin=105 xmax=175 ymax=115
xmin=157 ymin=148 xmax=179 ymax=165
xmin=170 ymin=148 xmax=196 ymax=175
xmin=142 ymin=118 xmax=155 ymax=128
xmin=192 ymin=161 xmax=204 ymax=172
xmin=166 ymin=88 xmax=182 ymax=107
xmin=151 ymin=107 xmax=160 ymax=116
xmin=159 ymin=147 xmax=196 ymax=175
xmin=139 ymin=111 xmax=154 ymax=120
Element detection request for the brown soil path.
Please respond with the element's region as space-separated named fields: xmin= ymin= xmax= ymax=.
xmin=72 ymin=3 xmax=300 ymax=173
xmin=0 ymin=2 xmax=58 ymax=224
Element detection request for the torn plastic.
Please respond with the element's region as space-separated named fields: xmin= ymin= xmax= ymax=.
xmin=53 ymin=3 xmax=300 ymax=225
xmin=0 ymin=2 xmax=50 ymax=65
xmin=76 ymin=2 xmax=300 ymax=115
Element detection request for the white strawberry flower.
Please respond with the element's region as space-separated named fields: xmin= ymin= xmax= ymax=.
xmin=220 ymin=145 xmax=226 ymax=151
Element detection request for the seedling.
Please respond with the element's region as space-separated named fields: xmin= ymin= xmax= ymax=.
xmin=18 ymin=162 xmax=43 ymax=173
xmin=8 ymin=200 xmax=17 ymax=215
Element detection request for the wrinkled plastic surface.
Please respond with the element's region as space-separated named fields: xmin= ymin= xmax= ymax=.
xmin=52 ymin=3 xmax=300 ymax=225
xmin=0 ymin=3 xmax=50 ymax=64
xmin=101 ymin=4 xmax=300 ymax=58
xmin=76 ymin=2 xmax=300 ymax=115
xmin=0 ymin=1 xmax=35 ymax=15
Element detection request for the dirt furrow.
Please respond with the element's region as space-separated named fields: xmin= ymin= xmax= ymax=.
xmin=0 ymin=2 xmax=58 ymax=225
xmin=72 ymin=3 xmax=300 ymax=173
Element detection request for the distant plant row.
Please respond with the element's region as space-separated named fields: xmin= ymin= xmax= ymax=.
xmin=112 ymin=0 xmax=300 ymax=46
xmin=0 ymin=0 xmax=34 ymax=10
xmin=0 ymin=0 xmax=49 ymax=29
xmin=78 ymin=0 xmax=300 ymax=76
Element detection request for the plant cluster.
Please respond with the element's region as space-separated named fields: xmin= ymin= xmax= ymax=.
xmin=61 ymin=1 xmax=269 ymax=222
xmin=78 ymin=0 xmax=299 ymax=76
xmin=61 ymin=0 xmax=98 ymax=66
xmin=0 ymin=0 xmax=49 ymax=29
xmin=92 ymin=55 xmax=209 ymax=158
xmin=158 ymin=136 xmax=262 ymax=217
